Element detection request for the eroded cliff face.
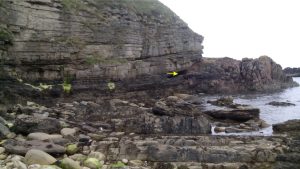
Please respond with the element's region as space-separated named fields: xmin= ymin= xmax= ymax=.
xmin=0 ymin=0 xmax=203 ymax=86
xmin=0 ymin=0 xmax=296 ymax=98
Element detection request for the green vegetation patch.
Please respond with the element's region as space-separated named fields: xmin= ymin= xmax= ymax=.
xmin=111 ymin=161 xmax=126 ymax=168
xmin=62 ymin=81 xmax=72 ymax=94
xmin=90 ymin=0 xmax=174 ymax=22
xmin=0 ymin=27 xmax=13 ymax=45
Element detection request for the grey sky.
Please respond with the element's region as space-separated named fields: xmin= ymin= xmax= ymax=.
xmin=159 ymin=0 xmax=300 ymax=68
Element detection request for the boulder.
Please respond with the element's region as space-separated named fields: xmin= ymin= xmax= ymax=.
xmin=28 ymin=132 xmax=63 ymax=141
xmin=66 ymin=144 xmax=79 ymax=155
xmin=12 ymin=160 xmax=27 ymax=169
xmin=152 ymin=97 xmax=199 ymax=117
xmin=214 ymin=127 xmax=226 ymax=133
xmin=60 ymin=128 xmax=76 ymax=137
xmin=0 ymin=147 xmax=5 ymax=154
xmin=59 ymin=158 xmax=81 ymax=169
xmin=3 ymin=139 xmax=66 ymax=155
xmin=88 ymin=151 xmax=106 ymax=161
xmin=273 ymin=120 xmax=300 ymax=132
xmin=83 ymin=158 xmax=102 ymax=169
xmin=12 ymin=114 xmax=62 ymax=135
xmin=24 ymin=149 xmax=57 ymax=165
xmin=207 ymin=97 xmax=234 ymax=107
xmin=0 ymin=154 xmax=7 ymax=160
xmin=128 ymin=160 xmax=143 ymax=167
xmin=0 ymin=116 xmax=9 ymax=126
xmin=122 ymin=158 xmax=128 ymax=164
xmin=0 ymin=123 xmax=10 ymax=139
xmin=267 ymin=101 xmax=296 ymax=107
xmin=203 ymin=108 xmax=260 ymax=122
xmin=69 ymin=154 xmax=87 ymax=163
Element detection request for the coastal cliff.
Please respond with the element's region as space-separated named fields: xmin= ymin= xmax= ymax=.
xmin=0 ymin=0 xmax=295 ymax=97
xmin=0 ymin=0 xmax=202 ymax=85
xmin=1 ymin=1 xmax=300 ymax=169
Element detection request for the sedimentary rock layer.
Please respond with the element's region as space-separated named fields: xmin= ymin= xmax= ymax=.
xmin=0 ymin=0 xmax=203 ymax=83
xmin=0 ymin=0 xmax=296 ymax=97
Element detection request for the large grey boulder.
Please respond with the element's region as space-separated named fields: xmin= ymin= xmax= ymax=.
xmin=12 ymin=114 xmax=62 ymax=135
xmin=3 ymin=139 xmax=65 ymax=155
xmin=0 ymin=123 xmax=10 ymax=139
xmin=24 ymin=149 xmax=57 ymax=165
xmin=203 ymin=108 xmax=260 ymax=122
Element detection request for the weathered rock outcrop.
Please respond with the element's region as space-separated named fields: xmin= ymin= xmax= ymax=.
xmin=71 ymin=95 xmax=212 ymax=135
xmin=188 ymin=56 xmax=297 ymax=93
xmin=272 ymin=120 xmax=300 ymax=169
xmin=284 ymin=67 xmax=300 ymax=77
xmin=273 ymin=119 xmax=300 ymax=133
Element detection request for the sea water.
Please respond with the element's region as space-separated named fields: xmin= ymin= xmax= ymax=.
xmin=205 ymin=77 xmax=300 ymax=135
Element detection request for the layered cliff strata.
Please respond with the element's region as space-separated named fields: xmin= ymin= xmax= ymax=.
xmin=0 ymin=0 xmax=296 ymax=97
xmin=0 ymin=0 xmax=202 ymax=84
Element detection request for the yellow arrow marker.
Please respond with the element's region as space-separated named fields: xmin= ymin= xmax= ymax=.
xmin=167 ymin=71 xmax=178 ymax=76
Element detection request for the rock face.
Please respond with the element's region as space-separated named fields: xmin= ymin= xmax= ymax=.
xmin=188 ymin=56 xmax=297 ymax=93
xmin=0 ymin=0 xmax=202 ymax=90
xmin=272 ymin=120 xmax=300 ymax=169
xmin=102 ymin=135 xmax=285 ymax=168
xmin=0 ymin=0 xmax=295 ymax=96
xmin=90 ymin=96 xmax=211 ymax=135
xmin=284 ymin=67 xmax=300 ymax=77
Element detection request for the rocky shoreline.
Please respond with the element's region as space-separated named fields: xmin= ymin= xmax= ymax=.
xmin=0 ymin=93 xmax=300 ymax=169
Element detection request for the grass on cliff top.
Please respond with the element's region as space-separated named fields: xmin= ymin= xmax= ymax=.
xmin=91 ymin=0 xmax=175 ymax=21
xmin=60 ymin=0 xmax=176 ymax=29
